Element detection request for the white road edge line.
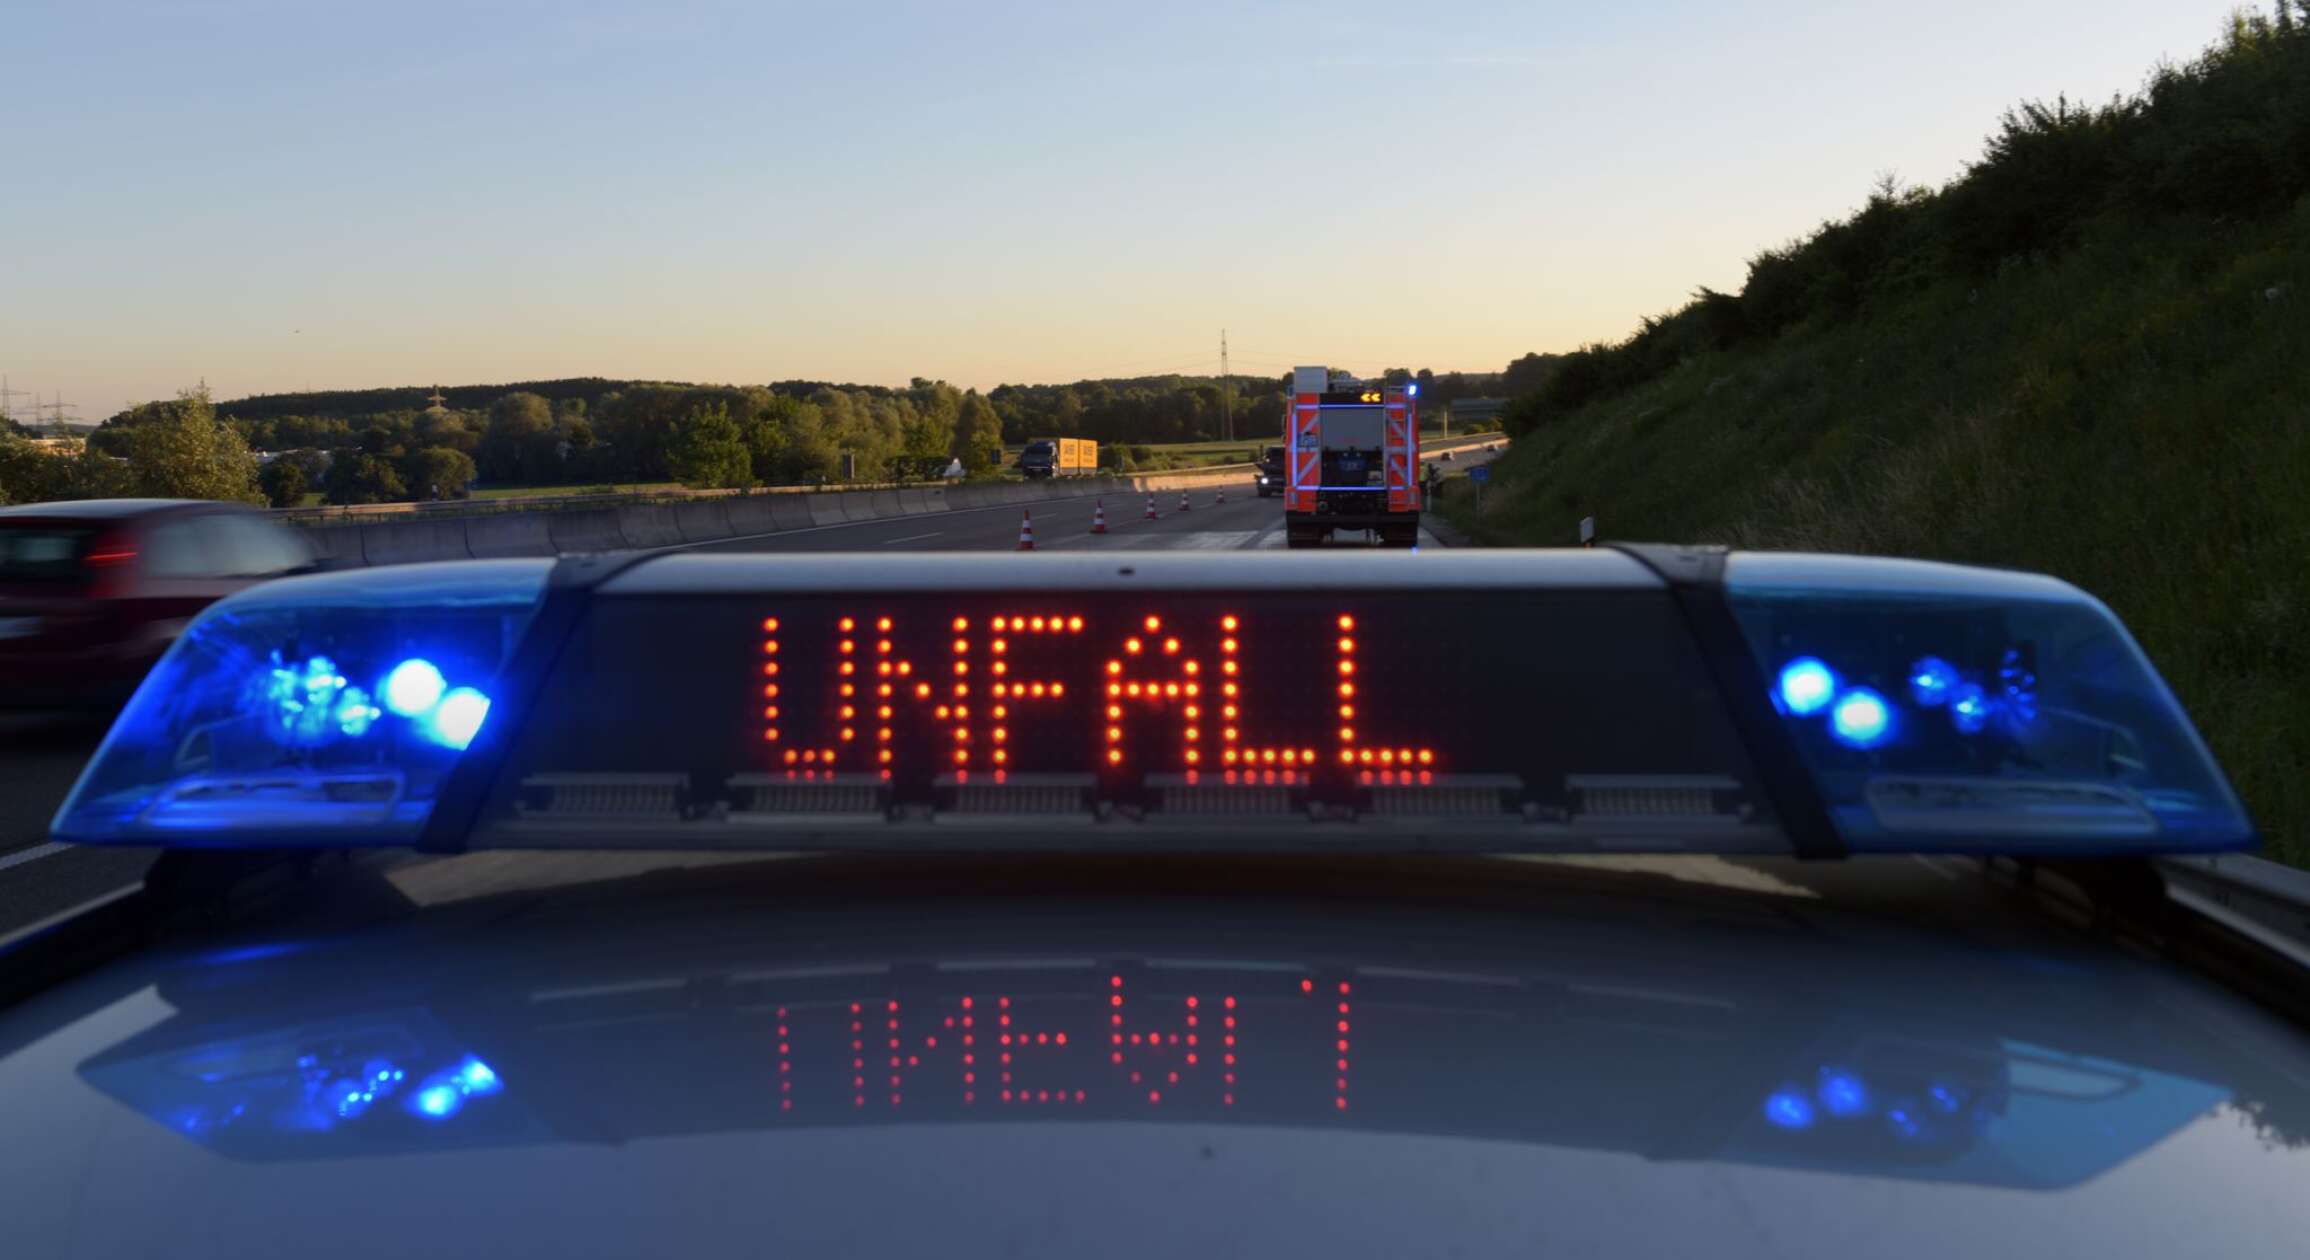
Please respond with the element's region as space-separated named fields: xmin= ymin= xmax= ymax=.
xmin=0 ymin=841 xmax=70 ymax=873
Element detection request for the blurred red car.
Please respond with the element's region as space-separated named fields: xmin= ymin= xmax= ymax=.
xmin=0 ymin=499 xmax=320 ymax=710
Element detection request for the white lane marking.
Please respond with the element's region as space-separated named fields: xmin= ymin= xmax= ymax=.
xmin=1172 ymin=531 xmax=1266 ymax=551
xmin=878 ymin=531 xmax=943 ymax=546
xmin=0 ymin=842 xmax=69 ymax=873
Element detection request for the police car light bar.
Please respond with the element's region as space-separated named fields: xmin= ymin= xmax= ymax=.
xmin=50 ymin=549 xmax=2254 ymax=858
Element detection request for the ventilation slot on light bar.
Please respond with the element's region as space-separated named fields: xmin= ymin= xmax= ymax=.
xmin=728 ymin=773 xmax=884 ymax=816
xmin=1568 ymin=775 xmax=1748 ymax=824
xmin=517 ymin=773 xmax=687 ymax=818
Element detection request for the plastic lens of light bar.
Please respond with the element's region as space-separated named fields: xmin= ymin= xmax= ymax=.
xmin=1776 ymin=658 xmax=1838 ymax=716
xmin=50 ymin=561 xmax=550 ymax=846
xmin=1728 ymin=554 xmax=2253 ymax=854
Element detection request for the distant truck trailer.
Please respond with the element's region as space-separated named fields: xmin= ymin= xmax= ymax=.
xmin=1017 ymin=437 xmax=1096 ymax=478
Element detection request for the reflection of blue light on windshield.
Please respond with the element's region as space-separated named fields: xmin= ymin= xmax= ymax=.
xmin=1764 ymin=1090 xmax=1816 ymax=1129
xmin=453 ymin=1056 xmax=501 ymax=1097
xmin=363 ymin=1060 xmax=405 ymax=1089
xmin=1819 ymin=1069 xmax=1870 ymax=1117
xmin=411 ymin=1084 xmax=463 ymax=1120
xmin=199 ymin=942 xmax=302 ymax=966
xmin=322 ymin=1078 xmax=374 ymax=1120
xmin=1777 ymin=658 xmax=1838 ymax=715
xmin=1830 ymin=688 xmax=1894 ymax=748
xmin=381 ymin=659 xmax=447 ymax=717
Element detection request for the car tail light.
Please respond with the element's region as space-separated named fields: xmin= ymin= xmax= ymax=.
xmin=83 ymin=531 xmax=139 ymax=598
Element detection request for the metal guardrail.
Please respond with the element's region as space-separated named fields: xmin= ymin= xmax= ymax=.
xmin=2158 ymin=853 xmax=2310 ymax=969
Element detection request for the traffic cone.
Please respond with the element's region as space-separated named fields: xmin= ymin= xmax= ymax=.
xmin=1090 ymin=500 xmax=1108 ymax=534
xmin=1179 ymin=491 xmax=1192 ymax=514
xmin=1016 ymin=510 xmax=1035 ymax=551
xmin=1144 ymin=495 xmax=1159 ymax=520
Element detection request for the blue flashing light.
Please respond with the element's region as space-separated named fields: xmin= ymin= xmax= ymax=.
xmin=421 ymin=687 xmax=491 ymax=751
xmin=381 ymin=659 xmax=447 ymax=718
xmin=1950 ymin=682 xmax=1992 ymax=735
xmin=1818 ymin=1069 xmax=1870 ymax=1118
xmin=1908 ymin=657 xmax=1959 ymax=707
xmin=1829 ymin=688 xmax=1894 ymax=749
xmin=410 ymin=1083 xmax=463 ymax=1120
xmin=334 ymin=686 xmax=381 ymax=738
xmin=1777 ymin=658 xmax=1838 ymax=716
xmin=264 ymin=654 xmax=351 ymax=747
xmin=2000 ymin=648 xmax=2040 ymax=729
xmin=452 ymin=1055 xmax=501 ymax=1097
xmin=1763 ymin=1090 xmax=1816 ymax=1130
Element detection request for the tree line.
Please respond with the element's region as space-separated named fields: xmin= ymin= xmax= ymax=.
xmin=1 ymin=361 xmax=1533 ymax=509
xmin=1503 ymin=3 xmax=2310 ymax=434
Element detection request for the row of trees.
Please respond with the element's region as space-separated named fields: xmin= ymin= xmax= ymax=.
xmin=36 ymin=361 xmax=1523 ymax=508
xmin=0 ymin=389 xmax=263 ymax=506
xmin=1503 ymin=4 xmax=2310 ymax=432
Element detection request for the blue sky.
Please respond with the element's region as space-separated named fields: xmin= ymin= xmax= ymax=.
xmin=0 ymin=0 xmax=2252 ymax=419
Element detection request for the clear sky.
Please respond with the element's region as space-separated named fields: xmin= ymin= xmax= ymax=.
xmin=0 ymin=0 xmax=2252 ymax=420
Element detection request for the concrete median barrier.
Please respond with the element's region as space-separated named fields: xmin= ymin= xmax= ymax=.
xmin=463 ymin=513 xmax=556 ymax=558
xmin=724 ymin=496 xmax=779 ymax=535
xmin=770 ymin=496 xmax=816 ymax=531
xmin=302 ymin=523 xmax=367 ymax=568
xmin=674 ymin=500 xmax=734 ymax=543
xmin=617 ymin=505 xmax=685 ymax=548
xmin=359 ymin=518 xmax=473 ymax=566
xmin=547 ymin=509 xmax=629 ymax=553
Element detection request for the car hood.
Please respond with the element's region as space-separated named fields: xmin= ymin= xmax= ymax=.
xmin=3 ymin=853 xmax=2310 ymax=1259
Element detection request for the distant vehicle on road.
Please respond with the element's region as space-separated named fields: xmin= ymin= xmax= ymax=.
xmin=1284 ymin=367 xmax=1421 ymax=548
xmin=1255 ymin=444 xmax=1286 ymax=497
xmin=1017 ymin=437 xmax=1096 ymax=478
xmin=0 ymin=499 xmax=318 ymax=711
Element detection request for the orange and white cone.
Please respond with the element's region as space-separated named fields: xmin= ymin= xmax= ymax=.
xmin=1144 ymin=495 xmax=1159 ymax=520
xmin=1016 ymin=510 xmax=1036 ymax=551
xmin=1178 ymin=491 xmax=1192 ymax=514
xmin=1090 ymin=500 xmax=1108 ymax=534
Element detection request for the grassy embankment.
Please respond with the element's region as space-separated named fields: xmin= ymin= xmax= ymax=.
xmin=1455 ymin=209 xmax=2310 ymax=862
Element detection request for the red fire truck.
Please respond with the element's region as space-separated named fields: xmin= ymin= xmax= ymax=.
xmin=1283 ymin=366 xmax=1420 ymax=548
